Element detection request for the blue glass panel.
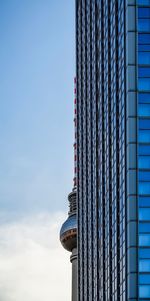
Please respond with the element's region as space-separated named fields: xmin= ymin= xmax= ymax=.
xmin=139 ymin=119 xmax=150 ymax=129
xmin=139 ymin=45 xmax=150 ymax=52
xmin=139 ymin=19 xmax=150 ymax=32
xmin=139 ymin=234 xmax=150 ymax=246
xmin=139 ymin=274 xmax=150 ymax=285
xmin=139 ymin=182 xmax=150 ymax=194
xmin=139 ymin=104 xmax=150 ymax=116
xmin=138 ymin=8 xmax=150 ymax=18
xmin=139 ymin=145 xmax=150 ymax=155
xmin=139 ymin=197 xmax=150 ymax=207
xmin=138 ymin=0 xmax=150 ymax=4
xmin=139 ymin=93 xmax=150 ymax=103
xmin=139 ymin=52 xmax=150 ymax=65
xmin=139 ymin=260 xmax=150 ymax=272
xmin=139 ymin=224 xmax=150 ymax=233
xmin=139 ymin=285 xmax=150 ymax=298
xmin=139 ymin=34 xmax=150 ymax=44
xmin=139 ymin=248 xmax=150 ymax=258
xmin=139 ymin=171 xmax=150 ymax=180
xmin=139 ymin=208 xmax=150 ymax=220
xmin=139 ymin=78 xmax=150 ymax=91
xmin=139 ymin=68 xmax=150 ymax=77
xmin=139 ymin=131 xmax=150 ymax=143
xmin=139 ymin=156 xmax=150 ymax=168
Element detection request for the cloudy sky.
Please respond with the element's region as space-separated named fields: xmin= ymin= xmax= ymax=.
xmin=0 ymin=0 xmax=74 ymax=300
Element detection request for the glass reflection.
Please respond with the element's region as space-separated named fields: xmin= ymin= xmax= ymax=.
xmin=139 ymin=234 xmax=150 ymax=246
xmin=139 ymin=104 xmax=150 ymax=116
xmin=139 ymin=209 xmax=150 ymax=220
xmin=139 ymin=285 xmax=150 ymax=298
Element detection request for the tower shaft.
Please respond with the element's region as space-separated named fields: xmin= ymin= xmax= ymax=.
xmin=70 ymin=248 xmax=78 ymax=301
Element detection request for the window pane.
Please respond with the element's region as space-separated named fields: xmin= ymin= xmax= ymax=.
xmin=138 ymin=0 xmax=150 ymax=4
xmin=139 ymin=156 xmax=150 ymax=168
xmin=139 ymin=131 xmax=150 ymax=143
xmin=139 ymin=104 xmax=150 ymax=116
xmin=139 ymin=208 xmax=150 ymax=220
xmin=139 ymin=171 xmax=150 ymax=180
xmin=139 ymin=196 xmax=150 ymax=207
xmin=139 ymin=93 xmax=150 ymax=103
xmin=139 ymin=34 xmax=150 ymax=44
xmin=139 ymin=44 xmax=150 ymax=51
xmin=139 ymin=248 xmax=150 ymax=258
xmin=139 ymin=145 xmax=150 ymax=155
xmin=139 ymin=274 xmax=150 ymax=285
xmin=138 ymin=19 xmax=150 ymax=32
xmin=139 ymin=285 xmax=150 ymax=298
xmin=138 ymin=8 xmax=150 ymax=18
xmin=139 ymin=223 xmax=150 ymax=233
xmin=139 ymin=67 xmax=150 ymax=77
xmin=139 ymin=234 xmax=150 ymax=246
xmin=139 ymin=260 xmax=150 ymax=272
xmin=139 ymin=182 xmax=150 ymax=194
xmin=139 ymin=119 xmax=150 ymax=129
xmin=139 ymin=52 xmax=150 ymax=65
xmin=139 ymin=78 xmax=150 ymax=91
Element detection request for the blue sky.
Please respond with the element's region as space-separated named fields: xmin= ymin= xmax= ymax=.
xmin=0 ymin=0 xmax=75 ymax=216
xmin=0 ymin=1 xmax=74 ymax=300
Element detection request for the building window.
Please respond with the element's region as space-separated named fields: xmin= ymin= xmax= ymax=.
xmin=139 ymin=196 xmax=150 ymax=207
xmin=139 ymin=208 xmax=150 ymax=220
xmin=139 ymin=285 xmax=150 ymax=298
xmin=139 ymin=93 xmax=150 ymax=103
xmin=139 ymin=78 xmax=150 ymax=91
xmin=139 ymin=171 xmax=150 ymax=181
xmin=139 ymin=182 xmax=150 ymax=194
xmin=139 ymin=156 xmax=150 ymax=169
xmin=138 ymin=33 xmax=150 ymax=44
xmin=139 ymin=145 xmax=150 ymax=155
xmin=139 ymin=67 xmax=150 ymax=77
xmin=139 ymin=224 xmax=150 ymax=233
xmin=139 ymin=274 xmax=150 ymax=284
xmin=139 ymin=234 xmax=150 ymax=246
xmin=139 ymin=104 xmax=150 ymax=116
xmin=138 ymin=0 xmax=150 ymax=5
xmin=138 ymin=52 xmax=150 ymax=65
xmin=139 ymin=18 xmax=150 ymax=32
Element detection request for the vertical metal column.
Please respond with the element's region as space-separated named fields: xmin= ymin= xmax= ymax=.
xmin=70 ymin=248 xmax=78 ymax=301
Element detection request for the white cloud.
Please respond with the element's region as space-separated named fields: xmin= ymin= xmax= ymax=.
xmin=0 ymin=212 xmax=71 ymax=301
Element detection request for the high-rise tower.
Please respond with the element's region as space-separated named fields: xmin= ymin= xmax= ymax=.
xmin=60 ymin=78 xmax=77 ymax=301
xmin=76 ymin=0 xmax=150 ymax=300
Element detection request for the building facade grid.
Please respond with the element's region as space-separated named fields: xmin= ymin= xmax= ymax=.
xmin=76 ymin=0 xmax=150 ymax=300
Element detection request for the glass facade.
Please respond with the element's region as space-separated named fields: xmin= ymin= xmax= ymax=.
xmin=138 ymin=1 xmax=150 ymax=300
xmin=76 ymin=0 xmax=150 ymax=300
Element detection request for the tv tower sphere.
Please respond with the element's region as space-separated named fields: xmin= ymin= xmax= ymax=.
xmin=60 ymin=189 xmax=77 ymax=252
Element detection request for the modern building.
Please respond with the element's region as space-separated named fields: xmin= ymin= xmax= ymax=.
xmin=60 ymin=79 xmax=78 ymax=301
xmin=76 ymin=1 xmax=150 ymax=300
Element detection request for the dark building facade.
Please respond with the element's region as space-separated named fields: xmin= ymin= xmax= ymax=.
xmin=76 ymin=0 xmax=150 ymax=300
